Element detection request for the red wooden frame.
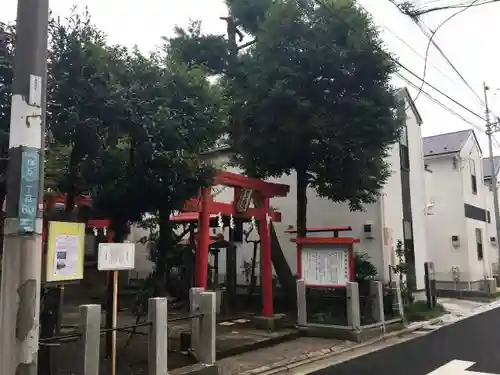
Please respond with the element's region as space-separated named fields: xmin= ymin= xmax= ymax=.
xmin=192 ymin=171 xmax=289 ymax=317
xmin=291 ymin=227 xmax=359 ymax=289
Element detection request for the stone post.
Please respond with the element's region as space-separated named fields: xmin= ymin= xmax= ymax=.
xmin=148 ymin=297 xmax=168 ymax=375
xmin=78 ymin=304 xmax=101 ymax=375
xmin=296 ymin=279 xmax=307 ymax=326
xmin=198 ymin=291 xmax=217 ymax=365
xmin=190 ymin=287 xmax=204 ymax=356
xmin=346 ymin=282 xmax=361 ymax=330
xmin=370 ymin=281 xmax=385 ymax=323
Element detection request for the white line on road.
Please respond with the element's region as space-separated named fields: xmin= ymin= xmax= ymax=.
xmin=427 ymin=360 xmax=499 ymax=375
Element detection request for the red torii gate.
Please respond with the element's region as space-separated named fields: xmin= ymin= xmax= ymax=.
xmin=181 ymin=171 xmax=289 ymax=317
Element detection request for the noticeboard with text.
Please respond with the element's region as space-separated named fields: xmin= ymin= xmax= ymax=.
xmin=301 ymin=245 xmax=350 ymax=287
xmin=45 ymin=221 xmax=85 ymax=283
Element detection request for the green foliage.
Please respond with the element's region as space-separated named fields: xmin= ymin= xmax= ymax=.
xmin=391 ymin=239 xmax=414 ymax=303
xmin=165 ymin=21 xmax=228 ymax=75
xmin=355 ymin=253 xmax=378 ymax=282
xmin=230 ymin=0 xmax=400 ymax=210
xmin=0 ymin=22 xmax=14 ymax=198
xmin=225 ymin=0 xmax=273 ymax=34
xmin=404 ymin=300 xmax=445 ymax=322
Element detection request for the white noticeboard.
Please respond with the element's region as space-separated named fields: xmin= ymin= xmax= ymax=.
xmin=98 ymin=243 xmax=136 ymax=271
xmin=301 ymin=246 xmax=349 ymax=286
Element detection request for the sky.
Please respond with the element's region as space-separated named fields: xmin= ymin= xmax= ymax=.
xmin=2 ymin=0 xmax=499 ymax=155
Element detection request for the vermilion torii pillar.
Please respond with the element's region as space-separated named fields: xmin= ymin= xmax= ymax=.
xmin=181 ymin=171 xmax=289 ymax=318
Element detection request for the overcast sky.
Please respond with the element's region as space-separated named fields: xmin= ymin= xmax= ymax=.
xmin=2 ymin=0 xmax=499 ymax=154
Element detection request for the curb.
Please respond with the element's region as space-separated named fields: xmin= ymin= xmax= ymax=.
xmin=238 ymin=321 xmax=432 ymax=375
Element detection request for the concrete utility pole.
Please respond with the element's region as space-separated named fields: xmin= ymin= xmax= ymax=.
xmin=0 ymin=0 xmax=49 ymax=374
xmin=484 ymin=82 xmax=500 ymax=273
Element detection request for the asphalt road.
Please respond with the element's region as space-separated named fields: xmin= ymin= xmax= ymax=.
xmin=311 ymin=306 xmax=500 ymax=375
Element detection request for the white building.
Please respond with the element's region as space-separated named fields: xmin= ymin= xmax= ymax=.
xmin=424 ymin=129 xmax=496 ymax=292
xmin=482 ymin=156 xmax=500 ymax=272
xmin=127 ymin=87 xmax=430 ymax=292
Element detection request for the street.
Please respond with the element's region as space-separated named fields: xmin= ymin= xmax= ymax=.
xmin=311 ymin=306 xmax=500 ymax=375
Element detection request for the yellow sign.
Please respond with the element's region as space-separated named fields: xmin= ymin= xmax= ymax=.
xmin=45 ymin=221 xmax=85 ymax=283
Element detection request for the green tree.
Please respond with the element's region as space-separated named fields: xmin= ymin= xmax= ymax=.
xmin=229 ymin=0 xmax=400 ymax=235
xmin=167 ymin=1 xmax=402 ymax=308
xmin=0 ymin=22 xmax=14 ymax=207
xmin=46 ymin=9 xmax=125 ymax=212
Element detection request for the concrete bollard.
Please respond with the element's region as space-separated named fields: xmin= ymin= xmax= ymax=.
xmin=198 ymin=292 xmax=216 ymax=365
xmin=296 ymin=279 xmax=307 ymax=326
xmin=370 ymin=281 xmax=385 ymax=323
xmin=78 ymin=304 xmax=101 ymax=375
xmin=148 ymin=298 xmax=168 ymax=375
xmin=189 ymin=287 xmax=204 ymax=356
xmin=346 ymin=282 xmax=361 ymax=330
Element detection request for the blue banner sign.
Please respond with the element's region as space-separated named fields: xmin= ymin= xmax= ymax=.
xmin=18 ymin=147 xmax=40 ymax=234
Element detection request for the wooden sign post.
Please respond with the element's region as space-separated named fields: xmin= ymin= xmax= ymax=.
xmin=98 ymin=242 xmax=135 ymax=375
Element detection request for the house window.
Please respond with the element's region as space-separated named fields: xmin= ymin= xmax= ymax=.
xmin=476 ymin=228 xmax=483 ymax=260
xmin=400 ymin=124 xmax=408 ymax=146
xmin=470 ymin=159 xmax=477 ymax=194
xmin=487 ymin=211 xmax=491 ymax=223
xmin=399 ymin=124 xmax=410 ymax=170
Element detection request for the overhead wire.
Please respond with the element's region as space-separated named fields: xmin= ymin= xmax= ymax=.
xmin=378 ymin=22 xmax=465 ymax=91
xmin=310 ymin=0 xmax=488 ymax=135
xmin=349 ymin=1 xmax=486 ymax=122
xmin=390 ymin=0 xmax=483 ymax=105
xmin=414 ymin=0 xmax=498 ymax=16
xmin=396 ymin=73 xmax=484 ymax=132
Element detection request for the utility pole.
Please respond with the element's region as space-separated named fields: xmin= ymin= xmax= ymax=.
xmin=484 ymin=82 xmax=500 ymax=275
xmin=0 ymin=1 xmax=49 ymax=375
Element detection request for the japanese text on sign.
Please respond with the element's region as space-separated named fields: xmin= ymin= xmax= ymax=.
xmin=18 ymin=148 xmax=40 ymax=233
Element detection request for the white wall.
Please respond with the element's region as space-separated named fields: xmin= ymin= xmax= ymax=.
xmin=406 ymin=108 xmax=429 ymax=290
xmin=483 ymin=175 xmax=499 ymax=271
xmin=380 ymin=143 xmax=404 ymax=281
xmin=425 ymin=134 xmax=493 ymax=283
xmin=460 ymin=137 xmax=492 ymax=280
xmin=425 ymin=155 xmax=468 ymax=281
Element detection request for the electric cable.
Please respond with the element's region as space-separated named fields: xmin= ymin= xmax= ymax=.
xmin=392 ymin=0 xmax=482 ymax=104
xmin=314 ymin=0 xmax=486 ymax=121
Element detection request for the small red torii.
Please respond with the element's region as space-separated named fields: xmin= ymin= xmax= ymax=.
xmin=180 ymin=171 xmax=289 ymax=317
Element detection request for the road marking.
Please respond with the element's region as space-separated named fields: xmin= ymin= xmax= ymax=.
xmin=428 ymin=360 xmax=498 ymax=375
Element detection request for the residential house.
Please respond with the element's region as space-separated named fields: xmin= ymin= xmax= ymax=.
xmin=424 ymin=129 xmax=496 ymax=292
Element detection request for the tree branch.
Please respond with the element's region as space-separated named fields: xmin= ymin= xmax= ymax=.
xmin=237 ymin=39 xmax=257 ymax=51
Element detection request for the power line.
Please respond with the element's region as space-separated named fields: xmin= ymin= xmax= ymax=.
xmin=390 ymin=0 xmax=484 ymax=106
xmin=378 ymin=22 xmax=465 ymax=90
xmin=397 ymin=72 xmax=484 ymax=132
xmin=412 ymin=0 xmax=498 ymax=16
xmin=312 ymin=0 xmax=486 ymax=123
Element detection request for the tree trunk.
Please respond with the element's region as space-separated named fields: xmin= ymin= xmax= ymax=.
xmin=156 ymin=208 xmax=171 ymax=296
xmin=296 ymin=166 xmax=308 ymax=239
xmin=65 ymin=147 xmax=80 ymax=213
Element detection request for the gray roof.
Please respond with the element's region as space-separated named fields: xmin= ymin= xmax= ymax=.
xmin=482 ymin=156 xmax=500 ymax=179
xmin=423 ymin=129 xmax=473 ymax=157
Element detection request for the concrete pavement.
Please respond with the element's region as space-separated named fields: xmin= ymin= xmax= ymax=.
xmin=308 ymin=304 xmax=500 ymax=375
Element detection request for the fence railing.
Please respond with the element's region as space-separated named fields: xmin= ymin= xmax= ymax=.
xmin=40 ymin=291 xmax=217 ymax=375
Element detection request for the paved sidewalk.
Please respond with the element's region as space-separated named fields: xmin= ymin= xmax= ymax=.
xmin=217 ymin=338 xmax=354 ymax=375
xmin=218 ymin=297 xmax=500 ymax=375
